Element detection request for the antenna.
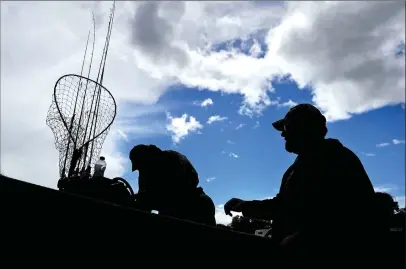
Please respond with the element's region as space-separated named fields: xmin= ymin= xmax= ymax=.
xmin=46 ymin=1 xmax=117 ymax=179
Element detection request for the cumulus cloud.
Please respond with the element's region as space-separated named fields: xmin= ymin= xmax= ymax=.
xmin=235 ymin=123 xmax=245 ymax=130
xmin=130 ymin=1 xmax=405 ymax=120
xmin=166 ymin=113 xmax=203 ymax=144
xmin=373 ymin=185 xmax=405 ymax=208
xmin=278 ymin=100 xmax=297 ymax=108
xmin=207 ymin=115 xmax=228 ymax=124
xmin=395 ymin=196 xmax=405 ymax=208
xmin=265 ymin=2 xmax=405 ymax=121
xmin=194 ymin=98 xmax=213 ymax=107
xmin=99 ymin=132 xmax=129 ymax=179
xmin=214 ymin=195 xmax=277 ymax=225
xmin=229 ymin=152 xmax=239 ymax=158
xmin=392 ymin=139 xmax=405 ymax=145
xmin=374 ymin=184 xmax=398 ymax=193
xmin=215 ymin=204 xmax=242 ymax=225
xmin=0 ymin=2 xmax=169 ymax=188
xmin=376 ymin=139 xmax=405 ymax=148
xmin=253 ymin=121 xmax=260 ymax=129
xmin=376 ymin=142 xmax=390 ymax=148
xmin=116 ymin=130 xmax=129 ymax=142
xmin=249 ymin=38 xmax=263 ymax=58
xmin=206 ymin=176 xmax=216 ymax=183
xmin=114 ymin=102 xmax=169 ymax=142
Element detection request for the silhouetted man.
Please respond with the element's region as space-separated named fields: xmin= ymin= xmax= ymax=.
xmin=224 ymin=104 xmax=377 ymax=268
xmin=130 ymin=144 xmax=216 ymax=226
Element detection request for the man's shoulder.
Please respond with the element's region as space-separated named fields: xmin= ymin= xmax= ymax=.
xmin=335 ymin=144 xmax=362 ymax=165
xmin=321 ymin=140 xmax=369 ymax=179
xmin=322 ymin=139 xmax=361 ymax=163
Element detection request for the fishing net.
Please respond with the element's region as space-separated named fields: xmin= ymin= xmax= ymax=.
xmin=46 ymin=74 xmax=116 ymax=178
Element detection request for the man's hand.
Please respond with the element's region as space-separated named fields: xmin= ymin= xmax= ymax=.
xmin=224 ymin=198 xmax=246 ymax=216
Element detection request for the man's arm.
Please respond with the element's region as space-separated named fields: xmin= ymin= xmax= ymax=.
xmin=241 ymin=165 xmax=295 ymax=220
xmin=225 ymin=163 xmax=295 ymax=220
xmin=241 ymin=196 xmax=280 ymax=220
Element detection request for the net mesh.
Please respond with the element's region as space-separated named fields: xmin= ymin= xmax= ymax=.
xmin=46 ymin=74 xmax=116 ymax=178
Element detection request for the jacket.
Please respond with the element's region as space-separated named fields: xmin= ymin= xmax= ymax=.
xmin=136 ymin=150 xmax=216 ymax=226
xmin=241 ymin=139 xmax=376 ymax=245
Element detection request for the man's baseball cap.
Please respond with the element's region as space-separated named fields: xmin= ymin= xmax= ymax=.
xmin=272 ymin=103 xmax=326 ymax=132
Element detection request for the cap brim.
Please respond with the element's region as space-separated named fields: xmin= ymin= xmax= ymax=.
xmin=272 ymin=119 xmax=285 ymax=132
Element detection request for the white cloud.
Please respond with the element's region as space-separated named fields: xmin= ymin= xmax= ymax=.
xmin=376 ymin=142 xmax=390 ymax=148
xmin=215 ymin=204 xmax=242 ymax=225
xmin=116 ymin=129 xmax=129 ymax=142
xmin=227 ymin=140 xmax=235 ymax=145
xmin=114 ymin=103 xmax=169 ymax=140
xmin=166 ymin=112 xmax=203 ymax=144
xmin=249 ymin=39 xmax=262 ymax=58
xmin=392 ymin=139 xmax=405 ymax=145
xmin=194 ymin=98 xmax=213 ymax=107
xmin=376 ymin=139 xmax=406 ymax=148
xmin=373 ymin=185 xmax=405 ymax=208
xmin=278 ymin=100 xmax=297 ymax=108
xmin=99 ymin=132 xmax=129 ymax=180
xmin=374 ymin=184 xmax=397 ymax=193
xmin=235 ymin=123 xmax=245 ymax=130
xmin=214 ymin=195 xmax=276 ymax=225
xmin=229 ymin=152 xmax=239 ymax=158
xmin=0 ymin=2 xmax=168 ymax=188
xmin=362 ymin=152 xmax=376 ymax=157
xmin=395 ymin=196 xmax=405 ymax=208
xmin=130 ymin=1 xmax=405 ymax=120
xmin=253 ymin=121 xmax=260 ymax=129
xmin=265 ymin=2 xmax=405 ymax=121
xmin=206 ymin=176 xmax=216 ymax=183
xmin=207 ymin=115 xmax=228 ymax=124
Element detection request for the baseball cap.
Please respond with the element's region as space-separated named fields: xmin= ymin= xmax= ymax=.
xmin=272 ymin=103 xmax=326 ymax=132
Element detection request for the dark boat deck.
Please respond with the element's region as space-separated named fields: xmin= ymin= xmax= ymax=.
xmin=1 ymin=175 xmax=275 ymax=265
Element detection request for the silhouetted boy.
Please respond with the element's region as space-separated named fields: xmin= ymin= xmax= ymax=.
xmin=130 ymin=144 xmax=216 ymax=226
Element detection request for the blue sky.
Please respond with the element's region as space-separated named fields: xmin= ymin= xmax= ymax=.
xmin=117 ymin=82 xmax=405 ymax=208
xmin=110 ymin=13 xmax=406 ymax=211
xmin=109 ymin=21 xmax=405 ymax=210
